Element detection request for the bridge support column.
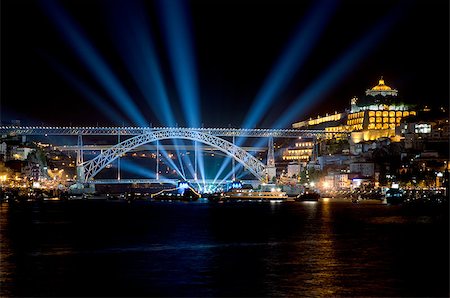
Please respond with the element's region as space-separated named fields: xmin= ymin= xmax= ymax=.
xmin=76 ymin=165 xmax=85 ymax=183
xmin=76 ymin=133 xmax=84 ymax=166
xmin=76 ymin=134 xmax=85 ymax=183
xmin=117 ymin=130 xmax=121 ymax=181
xmin=156 ymin=140 xmax=159 ymax=180
xmin=194 ymin=140 xmax=198 ymax=180
xmin=266 ymin=136 xmax=276 ymax=182
xmin=232 ymin=135 xmax=236 ymax=181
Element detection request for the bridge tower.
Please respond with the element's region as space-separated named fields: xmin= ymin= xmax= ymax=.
xmin=266 ymin=136 xmax=276 ymax=182
xmin=76 ymin=133 xmax=85 ymax=182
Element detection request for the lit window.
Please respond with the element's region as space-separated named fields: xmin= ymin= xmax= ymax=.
xmin=415 ymin=123 xmax=431 ymax=133
xmin=389 ymin=118 xmax=395 ymax=123
xmin=383 ymin=111 xmax=388 ymax=117
xmin=376 ymin=111 xmax=382 ymax=117
xmin=389 ymin=111 xmax=395 ymax=117
xmin=396 ymin=111 xmax=402 ymax=117
xmin=376 ymin=118 xmax=381 ymax=123
xmin=403 ymin=111 xmax=409 ymax=117
xmin=369 ymin=111 xmax=375 ymax=117
xmin=383 ymin=117 xmax=388 ymax=123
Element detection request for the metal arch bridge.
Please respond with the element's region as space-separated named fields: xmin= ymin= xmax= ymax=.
xmin=0 ymin=126 xmax=345 ymax=183
xmin=79 ymin=129 xmax=272 ymax=182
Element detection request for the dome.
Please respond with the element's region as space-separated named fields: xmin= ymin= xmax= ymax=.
xmin=371 ymin=78 xmax=392 ymax=91
xmin=365 ymin=77 xmax=398 ymax=97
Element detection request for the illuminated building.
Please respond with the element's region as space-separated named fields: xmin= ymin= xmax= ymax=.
xmin=282 ymin=138 xmax=315 ymax=166
xmin=292 ymin=112 xmax=345 ymax=129
xmin=292 ymin=78 xmax=416 ymax=143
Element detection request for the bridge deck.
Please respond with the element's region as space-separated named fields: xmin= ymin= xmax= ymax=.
xmin=0 ymin=126 xmax=339 ymax=137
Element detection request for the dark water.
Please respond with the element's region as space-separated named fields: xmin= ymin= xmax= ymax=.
xmin=1 ymin=200 xmax=448 ymax=297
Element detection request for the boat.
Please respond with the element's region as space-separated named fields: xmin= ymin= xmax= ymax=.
xmin=223 ymin=189 xmax=288 ymax=202
xmin=385 ymin=188 xmax=404 ymax=205
xmin=295 ymin=189 xmax=320 ymax=202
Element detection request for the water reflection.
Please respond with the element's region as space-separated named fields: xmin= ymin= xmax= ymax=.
xmin=0 ymin=200 xmax=448 ymax=297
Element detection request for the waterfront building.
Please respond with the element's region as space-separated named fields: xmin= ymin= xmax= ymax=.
xmin=281 ymin=137 xmax=316 ymax=163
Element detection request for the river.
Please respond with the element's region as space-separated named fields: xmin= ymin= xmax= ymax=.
xmin=0 ymin=199 xmax=448 ymax=297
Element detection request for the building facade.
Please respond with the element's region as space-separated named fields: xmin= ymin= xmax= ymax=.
xmin=292 ymin=78 xmax=416 ymax=143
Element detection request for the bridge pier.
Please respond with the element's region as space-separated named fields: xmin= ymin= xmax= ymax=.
xmin=76 ymin=165 xmax=85 ymax=183
xmin=266 ymin=137 xmax=276 ymax=182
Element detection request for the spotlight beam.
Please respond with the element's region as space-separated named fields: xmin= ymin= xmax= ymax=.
xmin=120 ymin=159 xmax=157 ymax=178
xmin=43 ymin=53 xmax=128 ymax=126
xmin=215 ymin=0 xmax=337 ymax=182
xmin=40 ymin=0 xmax=148 ymax=126
xmin=272 ymin=3 xmax=404 ymax=129
xmin=156 ymin=0 xmax=201 ymax=128
xmin=156 ymin=0 xmax=205 ymax=182
xmin=242 ymin=0 xmax=338 ymax=130
xmin=106 ymin=0 xmax=177 ymax=127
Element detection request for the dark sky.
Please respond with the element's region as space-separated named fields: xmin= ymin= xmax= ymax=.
xmin=1 ymin=0 xmax=449 ymax=127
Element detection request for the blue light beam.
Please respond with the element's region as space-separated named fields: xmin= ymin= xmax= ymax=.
xmin=242 ymin=0 xmax=338 ymax=129
xmin=120 ymin=159 xmax=157 ymax=178
xmin=156 ymin=0 xmax=201 ymax=128
xmin=156 ymin=0 xmax=204 ymax=183
xmin=106 ymin=0 xmax=177 ymax=127
xmin=272 ymin=3 xmax=406 ymax=129
xmin=216 ymin=0 xmax=337 ymax=181
xmin=42 ymin=53 xmax=128 ymax=126
xmin=40 ymin=0 xmax=148 ymax=126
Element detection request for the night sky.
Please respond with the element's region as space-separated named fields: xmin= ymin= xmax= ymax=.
xmin=1 ymin=0 xmax=448 ymax=128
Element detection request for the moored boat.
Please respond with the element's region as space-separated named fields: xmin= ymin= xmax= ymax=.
xmin=295 ymin=189 xmax=320 ymax=202
xmin=223 ymin=189 xmax=288 ymax=202
xmin=385 ymin=188 xmax=404 ymax=205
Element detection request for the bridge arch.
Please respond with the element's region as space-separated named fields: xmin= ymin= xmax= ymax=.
xmin=80 ymin=129 xmax=267 ymax=182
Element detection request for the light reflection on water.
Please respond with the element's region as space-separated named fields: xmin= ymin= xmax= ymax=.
xmin=0 ymin=200 xmax=448 ymax=297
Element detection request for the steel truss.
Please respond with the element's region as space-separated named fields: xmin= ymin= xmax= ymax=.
xmin=81 ymin=129 xmax=268 ymax=182
xmin=0 ymin=126 xmax=332 ymax=138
